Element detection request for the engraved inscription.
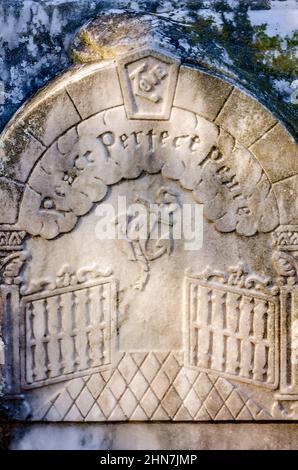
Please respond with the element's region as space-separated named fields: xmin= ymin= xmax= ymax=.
xmin=129 ymin=60 xmax=168 ymax=103
xmin=204 ymin=147 xmax=250 ymax=216
xmin=118 ymin=51 xmax=179 ymax=119
xmin=18 ymin=108 xmax=279 ymax=240
xmin=190 ymin=130 xmax=279 ymax=236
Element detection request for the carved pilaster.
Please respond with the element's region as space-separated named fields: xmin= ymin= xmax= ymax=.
xmin=273 ymin=226 xmax=298 ymax=400
xmin=0 ymin=231 xmax=28 ymax=285
xmin=272 ymin=226 xmax=298 ymax=286
xmin=0 ymin=230 xmax=29 ymax=418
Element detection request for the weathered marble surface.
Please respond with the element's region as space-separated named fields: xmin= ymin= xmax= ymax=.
xmin=2 ymin=423 xmax=298 ymax=450
xmin=0 ymin=8 xmax=298 ymax=450
xmin=0 ymin=1 xmax=297 ymax=136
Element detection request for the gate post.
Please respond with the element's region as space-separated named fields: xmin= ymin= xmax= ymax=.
xmin=273 ymin=225 xmax=298 ymax=401
xmin=277 ymin=286 xmax=298 ymax=400
xmin=0 ymin=231 xmax=29 ymax=419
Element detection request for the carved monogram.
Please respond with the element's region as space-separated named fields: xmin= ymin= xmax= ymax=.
xmin=115 ymin=186 xmax=180 ymax=290
xmin=129 ymin=60 xmax=168 ymax=103
xmin=117 ymin=51 xmax=179 ymax=119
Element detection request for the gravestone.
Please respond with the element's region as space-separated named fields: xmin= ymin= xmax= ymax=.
xmin=0 ymin=12 xmax=298 ymax=447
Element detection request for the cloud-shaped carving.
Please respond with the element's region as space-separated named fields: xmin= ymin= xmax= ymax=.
xmin=18 ymin=109 xmax=279 ymax=239
xmin=193 ymin=130 xmax=279 ymax=235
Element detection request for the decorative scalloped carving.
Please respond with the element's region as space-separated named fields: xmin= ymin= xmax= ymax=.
xmin=188 ymin=262 xmax=279 ymax=296
xmin=21 ymin=263 xmax=113 ymax=295
xmin=17 ymin=107 xmax=279 ymax=240
xmin=273 ymin=250 xmax=298 ymax=286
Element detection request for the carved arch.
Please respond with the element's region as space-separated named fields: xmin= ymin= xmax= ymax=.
xmin=0 ymin=56 xmax=296 ymax=235
xmin=17 ymin=105 xmax=280 ymax=239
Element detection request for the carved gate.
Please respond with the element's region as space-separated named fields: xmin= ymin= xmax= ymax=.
xmin=21 ymin=278 xmax=114 ymax=388
xmin=185 ymin=268 xmax=279 ymax=389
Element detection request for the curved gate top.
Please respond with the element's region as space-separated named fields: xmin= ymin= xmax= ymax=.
xmin=0 ymin=12 xmax=298 ymax=423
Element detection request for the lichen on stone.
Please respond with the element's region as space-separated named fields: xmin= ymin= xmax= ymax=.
xmin=0 ymin=0 xmax=297 ymax=136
